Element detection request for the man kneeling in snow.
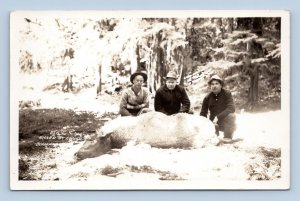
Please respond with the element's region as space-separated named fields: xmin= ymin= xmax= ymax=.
xmin=200 ymin=75 xmax=237 ymax=142
xmin=119 ymin=71 xmax=150 ymax=116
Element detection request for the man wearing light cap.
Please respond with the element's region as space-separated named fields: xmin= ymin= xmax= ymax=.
xmin=200 ymin=75 xmax=236 ymax=141
xmin=154 ymin=71 xmax=190 ymax=115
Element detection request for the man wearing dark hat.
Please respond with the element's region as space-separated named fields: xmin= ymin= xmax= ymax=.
xmin=154 ymin=71 xmax=190 ymax=115
xmin=200 ymin=75 xmax=236 ymax=141
xmin=119 ymin=71 xmax=150 ymax=116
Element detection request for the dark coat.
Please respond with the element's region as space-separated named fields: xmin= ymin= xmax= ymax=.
xmin=200 ymin=88 xmax=235 ymax=121
xmin=154 ymin=85 xmax=190 ymax=115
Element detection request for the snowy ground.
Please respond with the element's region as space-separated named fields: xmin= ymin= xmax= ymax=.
xmin=17 ymin=83 xmax=285 ymax=185
xmin=36 ymin=111 xmax=281 ymax=182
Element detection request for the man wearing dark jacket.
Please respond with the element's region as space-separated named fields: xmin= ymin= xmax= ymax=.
xmin=155 ymin=71 xmax=190 ymax=115
xmin=200 ymin=75 xmax=236 ymax=140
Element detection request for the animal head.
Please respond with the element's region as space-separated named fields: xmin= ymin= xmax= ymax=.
xmin=75 ymin=134 xmax=112 ymax=160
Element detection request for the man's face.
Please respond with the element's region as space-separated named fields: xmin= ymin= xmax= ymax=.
xmin=166 ymin=78 xmax=177 ymax=90
xmin=210 ymin=80 xmax=222 ymax=94
xmin=133 ymin=75 xmax=144 ymax=87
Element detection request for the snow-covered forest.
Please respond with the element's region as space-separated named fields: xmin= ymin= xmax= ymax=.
xmin=12 ymin=13 xmax=288 ymax=188
xmin=18 ymin=16 xmax=281 ymax=111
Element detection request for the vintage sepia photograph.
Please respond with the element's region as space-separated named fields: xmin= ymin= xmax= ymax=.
xmin=10 ymin=10 xmax=290 ymax=190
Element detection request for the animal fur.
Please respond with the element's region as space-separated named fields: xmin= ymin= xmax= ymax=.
xmin=75 ymin=112 xmax=216 ymax=160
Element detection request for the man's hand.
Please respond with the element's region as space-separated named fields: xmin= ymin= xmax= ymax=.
xmin=213 ymin=116 xmax=218 ymax=124
xmin=126 ymin=104 xmax=135 ymax=109
xmin=138 ymin=104 xmax=145 ymax=109
xmin=127 ymin=104 xmax=145 ymax=109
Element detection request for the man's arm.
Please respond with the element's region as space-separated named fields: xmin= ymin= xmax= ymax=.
xmin=200 ymin=96 xmax=209 ymax=118
xmin=119 ymin=90 xmax=132 ymax=116
xmin=131 ymin=91 xmax=149 ymax=110
xmin=141 ymin=88 xmax=150 ymax=108
xmin=217 ymin=91 xmax=235 ymax=120
xmin=154 ymin=90 xmax=166 ymax=113
xmin=179 ymin=87 xmax=190 ymax=113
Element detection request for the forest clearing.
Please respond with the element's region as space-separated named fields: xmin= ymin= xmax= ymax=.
xmin=18 ymin=86 xmax=283 ymax=184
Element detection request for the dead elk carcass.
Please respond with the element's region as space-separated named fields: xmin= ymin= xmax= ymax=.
xmin=75 ymin=112 xmax=216 ymax=160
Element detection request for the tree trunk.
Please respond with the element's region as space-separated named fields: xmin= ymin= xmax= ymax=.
xmin=97 ymin=64 xmax=102 ymax=95
xmin=227 ymin=18 xmax=234 ymax=33
xmin=236 ymin=18 xmax=252 ymax=30
xmin=243 ymin=56 xmax=259 ymax=110
xmin=156 ymin=30 xmax=164 ymax=88
xmin=159 ymin=47 xmax=165 ymax=85
xmin=249 ymin=64 xmax=259 ymax=109
xmin=275 ymin=18 xmax=281 ymax=38
xmin=62 ymin=75 xmax=73 ymax=92
xmin=179 ymin=22 xmax=190 ymax=86
xmin=252 ymin=17 xmax=263 ymax=36
xmin=149 ymin=35 xmax=157 ymax=92
xmin=136 ymin=43 xmax=141 ymax=71
xmin=179 ymin=61 xmax=186 ymax=86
